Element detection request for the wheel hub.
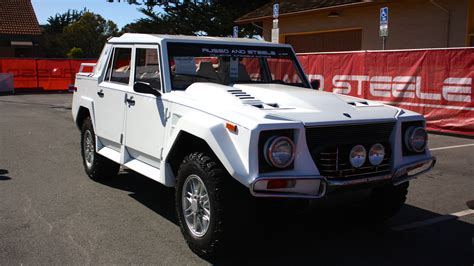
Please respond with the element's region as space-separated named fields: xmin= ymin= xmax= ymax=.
xmin=191 ymin=198 xmax=198 ymax=212
xmin=83 ymin=130 xmax=94 ymax=168
xmin=182 ymin=174 xmax=211 ymax=237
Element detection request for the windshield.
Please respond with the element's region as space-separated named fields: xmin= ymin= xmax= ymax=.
xmin=166 ymin=42 xmax=310 ymax=90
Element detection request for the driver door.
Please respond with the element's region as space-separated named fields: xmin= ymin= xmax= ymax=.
xmin=123 ymin=45 xmax=168 ymax=170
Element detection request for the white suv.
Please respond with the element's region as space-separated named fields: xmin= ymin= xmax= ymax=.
xmin=72 ymin=33 xmax=435 ymax=257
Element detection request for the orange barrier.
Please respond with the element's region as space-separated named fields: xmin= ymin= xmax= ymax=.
xmin=0 ymin=58 xmax=96 ymax=90
xmin=0 ymin=59 xmax=38 ymax=89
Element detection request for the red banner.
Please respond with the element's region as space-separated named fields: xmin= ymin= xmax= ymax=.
xmin=0 ymin=58 xmax=96 ymax=91
xmin=0 ymin=59 xmax=38 ymax=89
xmin=297 ymin=48 xmax=474 ymax=137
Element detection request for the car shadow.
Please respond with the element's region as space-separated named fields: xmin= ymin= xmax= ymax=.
xmin=97 ymin=169 xmax=177 ymax=224
xmin=0 ymin=169 xmax=11 ymax=181
xmin=97 ymin=170 xmax=473 ymax=266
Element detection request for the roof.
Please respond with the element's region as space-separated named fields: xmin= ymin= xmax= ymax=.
xmin=109 ymin=33 xmax=292 ymax=47
xmin=0 ymin=0 xmax=41 ymax=36
xmin=236 ymin=0 xmax=370 ymax=24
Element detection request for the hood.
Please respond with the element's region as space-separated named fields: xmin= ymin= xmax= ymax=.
xmin=184 ymin=83 xmax=400 ymax=126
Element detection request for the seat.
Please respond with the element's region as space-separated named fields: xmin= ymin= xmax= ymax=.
xmin=173 ymin=58 xmax=197 ymax=89
xmin=237 ymin=63 xmax=251 ymax=82
xmin=217 ymin=60 xmax=251 ymax=84
xmin=196 ymin=61 xmax=219 ymax=82
xmin=136 ymin=65 xmax=161 ymax=90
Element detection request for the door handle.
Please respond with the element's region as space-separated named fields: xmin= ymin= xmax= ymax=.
xmin=126 ymin=97 xmax=135 ymax=105
xmin=97 ymin=90 xmax=104 ymax=97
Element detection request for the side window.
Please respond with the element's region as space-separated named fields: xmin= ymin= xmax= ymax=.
xmin=135 ymin=48 xmax=161 ymax=91
xmin=105 ymin=47 xmax=132 ymax=84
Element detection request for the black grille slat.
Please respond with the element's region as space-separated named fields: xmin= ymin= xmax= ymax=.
xmin=306 ymin=123 xmax=395 ymax=179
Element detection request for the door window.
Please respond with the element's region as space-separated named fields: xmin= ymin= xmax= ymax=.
xmin=135 ymin=48 xmax=161 ymax=91
xmin=105 ymin=47 xmax=132 ymax=84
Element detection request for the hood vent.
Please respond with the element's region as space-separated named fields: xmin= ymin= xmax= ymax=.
xmin=228 ymin=89 xmax=256 ymax=100
xmin=348 ymin=101 xmax=369 ymax=106
xmin=227 ymin=89 xmax=265 ymax=108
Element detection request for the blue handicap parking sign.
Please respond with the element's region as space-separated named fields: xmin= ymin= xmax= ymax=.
xmin=273 ymin=3 xmax=279 ymax=19
xmin=380 ymin=7 xmax=388 ymax=25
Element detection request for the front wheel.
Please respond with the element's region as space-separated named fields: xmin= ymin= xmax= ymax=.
xmin=80 ymin=117 xmax=120 ymax=180
xmin=364 ymin=181 xmax=409 ymax=221
xmin=175 ymin=152 xmax=228 ymax=258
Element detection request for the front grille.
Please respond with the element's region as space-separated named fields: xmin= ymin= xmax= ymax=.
xmin=306 ymin=123 xmax=395 ymax=179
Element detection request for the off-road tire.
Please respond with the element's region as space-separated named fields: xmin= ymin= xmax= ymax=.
xmin=80 ymin=117 xmax=120 ymax=180
xmin=366 ymin=181 xmax=409 ymax=222
xmin=175 ymin=152 xmax=252 ymax=258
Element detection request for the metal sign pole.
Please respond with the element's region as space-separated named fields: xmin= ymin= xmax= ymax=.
xmin=233 ymin=26 xmax=238 ymax=38
xmin=379 ymin=7 xmax=388 ymax=50
xmin=271 ymin=1 xmax=279 ymax=43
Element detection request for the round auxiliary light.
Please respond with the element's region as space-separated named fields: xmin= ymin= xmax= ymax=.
xmin=405 ymin=126 xmax=428 ymax=152
xmin=349 ymin=145 xmax=367 ymax=168
xmin=369 ymin=143 xmax=385 ymax=166
xmin=264 ymin=136 xmax=296 ymax=168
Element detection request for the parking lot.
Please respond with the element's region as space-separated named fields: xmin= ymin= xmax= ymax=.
xmin=0 ymin=93 xmax=473 ymax=265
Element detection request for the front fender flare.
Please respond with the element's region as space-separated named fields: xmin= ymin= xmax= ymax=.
xmin=162 ymin=111 xmax=249 ymax=187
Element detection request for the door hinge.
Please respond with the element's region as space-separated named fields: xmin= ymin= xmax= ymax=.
xmin=120 ymin=134 xmax=123 ymax=144
xmin=159 ymin=148 xmax=163 ymax=160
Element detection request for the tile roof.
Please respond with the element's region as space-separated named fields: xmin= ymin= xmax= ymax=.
xmin=0 ymin=0 xmax=41 ymax=36
xmin=236 ymin=0 xmax=366 ymax=23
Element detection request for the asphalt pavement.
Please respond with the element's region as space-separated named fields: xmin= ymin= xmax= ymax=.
xmin=0 ymin=93 xmax=472 ymax=265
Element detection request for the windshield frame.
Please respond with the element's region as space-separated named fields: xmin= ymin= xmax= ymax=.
xmin=164 ymin=41 xmax=311 ymax=91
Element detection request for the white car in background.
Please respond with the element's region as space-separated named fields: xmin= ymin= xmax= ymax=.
xmin=72 ymin=33 xmax=435 ymax=257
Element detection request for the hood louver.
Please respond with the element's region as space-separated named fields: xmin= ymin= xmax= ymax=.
xmin=227 ymin=88 xmax=266 ymax=108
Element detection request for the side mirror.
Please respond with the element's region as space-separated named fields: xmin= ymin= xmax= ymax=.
xmin=133 ymin=81 xmax=161 ymax=96
xmin=310 ymin=80 xmax=320 ymax=90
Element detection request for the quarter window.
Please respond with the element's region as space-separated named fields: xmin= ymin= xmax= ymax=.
xmin=135 ymin=48 xmax=161 ymax=91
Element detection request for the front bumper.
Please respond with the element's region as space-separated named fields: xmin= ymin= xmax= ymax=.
xmin=250 ymin=156 xmax=436 ymax=199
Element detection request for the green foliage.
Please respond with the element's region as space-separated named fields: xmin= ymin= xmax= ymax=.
xmin=63 ymin=12 xmax=119 ymax=58
xmin=40 ymin=2 xmax=270 ymax=58
xmin=40 ymin=10 xmax=119 ymax=58
xmin=44 ymin=9 xmax=86 ymax=34
xmin=67 ymin=47 xmax=84 ymax=58
xmin=120 ymin=0 xmax=270 ymax=37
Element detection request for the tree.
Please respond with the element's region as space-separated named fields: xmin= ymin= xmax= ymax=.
xmin=117 ymin=0 xmax=270 ymax=37
xmin=40 ymin=9 xmax=86 ymax=58
xmin=63 ymin=12 xmax=119 ymax=58
xmin=67 ymin=47 xmax=84 ymax=58
xmin=40 ymin=10 xmax=119 ymax=58
xmin=43 ymin=9 xmax=86 ymax=34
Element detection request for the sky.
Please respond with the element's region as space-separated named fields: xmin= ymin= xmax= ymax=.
xmin=31 ymin=0 xmax=156 ymax=28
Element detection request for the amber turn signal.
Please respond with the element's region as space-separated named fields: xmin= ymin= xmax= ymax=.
xmin=225 ymin=122 xmax=237 ymax=133
xmin=267 ymin=179 xmax=296 ymax=189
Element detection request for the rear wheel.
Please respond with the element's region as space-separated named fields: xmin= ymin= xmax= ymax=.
xmin=80 ymin=117 xmax=120 ymax=180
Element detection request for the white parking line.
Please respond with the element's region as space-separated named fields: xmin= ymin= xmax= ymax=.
xmin=430 ymin=143 xmax=474 ymax=151
xmin=391 ymin=209 xmax=474 ymax=231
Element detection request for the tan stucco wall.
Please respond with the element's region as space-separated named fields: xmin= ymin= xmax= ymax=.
xmin=262 ymin=0 xmax=469 ymax=50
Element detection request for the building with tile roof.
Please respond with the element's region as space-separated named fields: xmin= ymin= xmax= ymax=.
xmin=236 ymin=0 xmax=474 ymax=53
xmin=0 ymin=0 xmax=42 ymax=57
